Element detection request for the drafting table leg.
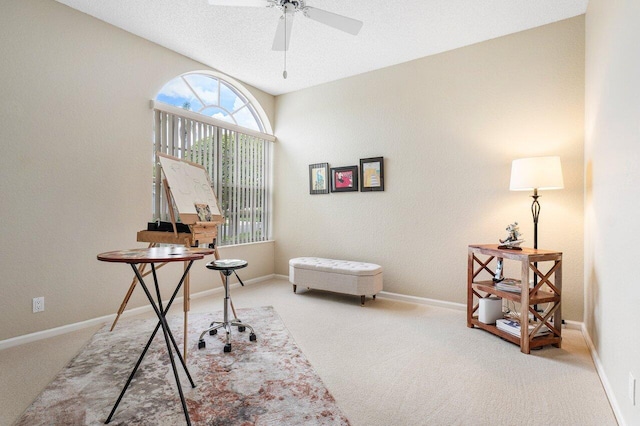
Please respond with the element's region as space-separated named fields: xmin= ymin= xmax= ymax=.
xmin=183 ymin=260 xmax=190 ymax=361
xmin=110 ymin=243 xmax=171 ymax=332
xmin=110 ymin=243 xmax=155 ymax=331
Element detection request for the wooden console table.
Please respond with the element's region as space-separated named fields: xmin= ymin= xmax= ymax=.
xmin=467 ymin=244 xmax=562 ymax=354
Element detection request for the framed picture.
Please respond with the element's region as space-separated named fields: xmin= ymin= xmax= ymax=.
xmin=330 ymin=165 xmax=359 ymax=192
xmin=309 ymin=163 xmax=329 ymax=194
xmin=360 ymin=157 xmax=384 ymax=191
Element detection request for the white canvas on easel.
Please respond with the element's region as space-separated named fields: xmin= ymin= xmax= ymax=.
xmin=119 ymin=153 xmax=225 ymax=361
xmin=157 ymin=153 xmax=222 ymax=224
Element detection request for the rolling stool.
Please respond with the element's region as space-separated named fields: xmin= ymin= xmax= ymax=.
xmin=198 ymin=259 xmax=257 ymax=352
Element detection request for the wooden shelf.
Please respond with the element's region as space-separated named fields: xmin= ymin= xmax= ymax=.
xmin=467 ymin=244 xmax=563 ymax=354
xmin=472 ymin=281 xmax=560 ymax=304
xmin=469 ymin=317 xmax=562 ymax=349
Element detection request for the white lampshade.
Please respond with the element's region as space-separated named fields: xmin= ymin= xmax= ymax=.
xmin=509 ymin=156 xmax=564 ymax=191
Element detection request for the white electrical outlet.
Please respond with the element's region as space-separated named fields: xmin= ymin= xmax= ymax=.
xmin=32 ymin=297 xmax=44 ymax=313
xmin=630 ymin=373 xmax=636 ymax=406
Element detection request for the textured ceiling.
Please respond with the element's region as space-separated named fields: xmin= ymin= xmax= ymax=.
xmin=54 ymin=0 xmax=588 ymax=96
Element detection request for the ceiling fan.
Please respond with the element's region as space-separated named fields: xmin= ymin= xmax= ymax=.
xmin=207 ymin=0 xmax=364 ymax=78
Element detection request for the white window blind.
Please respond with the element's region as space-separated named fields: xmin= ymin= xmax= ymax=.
xmin=153 ymin=104 xmax=272 ymax=246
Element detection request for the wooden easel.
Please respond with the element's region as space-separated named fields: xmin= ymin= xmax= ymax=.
xmin=111 ymin=154 xmax=235 ymax=360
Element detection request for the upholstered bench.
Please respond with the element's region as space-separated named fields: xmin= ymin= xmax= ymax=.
xmin=289 ymin=257 xmax=383 ymax=306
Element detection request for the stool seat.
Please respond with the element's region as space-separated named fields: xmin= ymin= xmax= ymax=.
xmin=206 ymin=259 xmax=248 ymax=271
xmin=198 ymin=258 xmax=256 ymax=353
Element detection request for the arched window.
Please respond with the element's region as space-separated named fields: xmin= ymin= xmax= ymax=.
xmin=152 ymin=72 xmax=274 ymax=246
xmin=156 ymin=72 xmax=265 ymax=132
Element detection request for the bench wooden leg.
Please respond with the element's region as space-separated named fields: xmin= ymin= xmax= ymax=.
xmin=293 ymin=284 xmax=297 ymax=293
xmin=361 ymin=295 xmax=365 ymax=306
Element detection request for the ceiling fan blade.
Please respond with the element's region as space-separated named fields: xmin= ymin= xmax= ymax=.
xmin=304 ymin=6 xmax=363 ymax=35
xmin=207 ymin=0 xmax=267 ymax=7
xmin=272 ymin=14 xmax=294 ymax=51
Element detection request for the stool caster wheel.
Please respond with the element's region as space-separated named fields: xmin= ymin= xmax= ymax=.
xmin=224 ymin=344 xmax=232 ymax=353
xmin=198 ymin=340 xmax=206 ymax=349
xmin=238 ymin=326 xmax=246 ymax=332
xmin=249 ymin=333 xmax=257 ymax=342
xmin=209 ymin=329 xmax=217 ymax=336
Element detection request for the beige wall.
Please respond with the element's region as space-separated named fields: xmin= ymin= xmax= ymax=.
xmin=0 ymin=0 xmax=275 ymax=340
xmin=585 ymin=1 xmax=640 ymax=424
xmin=274 ymin=17 xmax=585 ymax=320
xmin=0 ymin=1 xmax=587 ymax=341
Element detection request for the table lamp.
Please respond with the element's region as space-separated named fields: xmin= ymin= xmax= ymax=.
xmin=509 ymin=156 xmax=564 ymax=250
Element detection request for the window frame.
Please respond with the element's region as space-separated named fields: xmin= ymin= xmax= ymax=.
xmin=152 ymin=72 xmax=274 ymax=246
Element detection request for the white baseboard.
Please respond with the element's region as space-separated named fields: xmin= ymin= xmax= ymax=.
xmin=268 ymin=280 xmax=588 ymax=329
xmin=187 ymin=274 xmax=275 ymax=301
xmin=563 ymin=319 xmax=582 ymax=330
xmin=275 ymin=275 xmax=467 ymax=311
xmin=0 ymin=274 xmax=275 ymax=351
xmin=0 ymin=304 xmax=151 ymax=351
xmin=581 ymin=324 xmax=626 ymax=426
xmin=377 ymin=290 xmax=467 ymax=311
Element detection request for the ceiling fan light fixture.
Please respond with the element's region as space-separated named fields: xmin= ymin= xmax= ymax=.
xmin=207 ymin=0 xmax=363 ymax=79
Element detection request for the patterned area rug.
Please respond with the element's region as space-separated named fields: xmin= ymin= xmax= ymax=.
xmin=16 ymin=306 xmax=349 ymax=425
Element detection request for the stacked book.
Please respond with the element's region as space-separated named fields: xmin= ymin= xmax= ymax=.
xmin=496 ymin=318 xmax=550 ymax=337
xmin=494 ymin=278 xmax=522 ymax=293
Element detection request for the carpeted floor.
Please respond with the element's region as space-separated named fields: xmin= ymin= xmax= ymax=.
xmin=15 ymin=306 xmax=349 ymax=426
xmin=3 ymin=279 xmax=617 ymax=425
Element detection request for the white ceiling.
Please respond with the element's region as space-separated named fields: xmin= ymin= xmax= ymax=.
xmin=54 ymin=0 xmax=588 ymax=96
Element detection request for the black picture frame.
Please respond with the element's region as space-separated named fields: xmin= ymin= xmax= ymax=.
xmin=309 ymin=163 xmax=330 ymax=194
xmin=330 ymin=166 xmax=359 ymax=193
xmin=360 ymin=157 xmax=384 ymax=191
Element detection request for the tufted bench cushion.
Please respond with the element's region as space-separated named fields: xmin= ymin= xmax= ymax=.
xmin=289 ymin=257 xmax=383 ymax=305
